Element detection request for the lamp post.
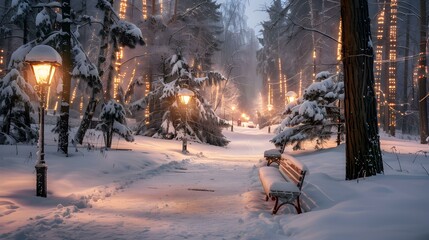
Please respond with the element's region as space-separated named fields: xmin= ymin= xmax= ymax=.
xmin=231 ymin=105 xmax=236 ymax=132
xmin=267 ymin=104 xmax=273 ymax=133
xmin=178 ymin=88 xmax=194 ymax=154
xmin=25 ymin=45 xmax=62 ymax=198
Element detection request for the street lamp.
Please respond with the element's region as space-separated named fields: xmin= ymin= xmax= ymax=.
xmin=178 ymin=88 xmax=194 ymax=154
xmin=231 ymin=105 xmax=236 ymax=132
xmin=267 ymin=104 xmax=273 ymax=133
xmin=25 ymin=45 xmax=62 ymax=198
xmin=286 ymin=91 xmax=298 ymax=104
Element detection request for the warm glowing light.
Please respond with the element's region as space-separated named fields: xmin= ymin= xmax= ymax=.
xmin=0 ymin=49 xmax=4 ymax=74
xmin=178 ymin=88 xmax=194 ymax=105
xmin=232 ymin=105 xmax=236 ymax=111
xmin=374 ymin=7 xmax=385 ymax=126
xmin=142 ymin=0 xmax=148 ymax=19
xmin=119 ymin=0 xmax=127 ymax=19
xmin=387 ymin=0 xmax=397 ymax=130
xmin=180 ymin=95 xmax=191 ymax=105
xmin=278 ymin=58 xmax=283 ymax=94
xmin=336 ymin=19 xmax=342 ymax=73
xmin=32 ymin=64 xmax=56 ymax=85
xmin=267 ymin=77 xmax=270 ymax=103
xmin=299 ymin=70 xmax=303 ymax=97
xmin=267 ymin=104 xmax=273 ymax=112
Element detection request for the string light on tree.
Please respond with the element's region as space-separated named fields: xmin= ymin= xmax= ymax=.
xmin=387 ymin=0 xmax=398 ymax=135
xmin=374 ymin=7 xmax=385 ymax=127
xmin=142 ymin=0 xmax=148 ymax=19
xmin=336 ymin=19 xmax=342 ymax=74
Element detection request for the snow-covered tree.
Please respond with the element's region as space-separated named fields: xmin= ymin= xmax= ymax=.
xmin=0 ymin=69 xmax=37 ymax=144
xmin=132 ymin=52 xmax=229 ymax=146
xmin=96 ymin=99 xmax=134 ymax=149
xmin=272 ymin=72 xmax=344 ymax=150
xmin=74 ymin=0 xmax=145 ymax=146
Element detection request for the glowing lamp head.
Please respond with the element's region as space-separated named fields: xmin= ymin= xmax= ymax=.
xmin=178 ymin=88 xmax=194 ymax=105
xmin=31 ymin=63 xmax=56 ymax=85
xmin=286 ymin=91 xmax=298 ymax=104
xmin=232 ymin=105 xmax=236 ymax=111
xmin=25 ymin=45 xmax=62 ymax=86
xmin=267 ymin=104 xmax=273 ymax=112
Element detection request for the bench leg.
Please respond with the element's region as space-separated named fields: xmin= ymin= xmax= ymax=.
xmin=272 ymin=197 xmax=279 ymax=214
xmin=295 ymin=196 xmax=302 ymax=214
xmin=272 ymin=197 xmax=303 ymax=215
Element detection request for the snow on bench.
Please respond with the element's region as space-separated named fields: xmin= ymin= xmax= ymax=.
xmin=263 ymin=143 xmax=286 ymax=166
xmin=263 ymin=149 xmax=282 ymax=166
xmin=259 ymin=154 xmax=308 ymax=214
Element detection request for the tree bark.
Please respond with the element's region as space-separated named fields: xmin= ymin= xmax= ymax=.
xmin=418 ymin=0 xmax=428 ymax=144
xmin=59 ymin=0 xmax=72 ymax=155
xmin=341 ymin=0 xmax=383 ymax=180
xmin=74 ymin=0 xmax=112 ymax=145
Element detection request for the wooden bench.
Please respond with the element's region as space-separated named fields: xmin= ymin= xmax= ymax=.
xmin=259 ymin=154 xmax=308 ymax=214
xmin=263 ymin=142 xmax=286 ymax=166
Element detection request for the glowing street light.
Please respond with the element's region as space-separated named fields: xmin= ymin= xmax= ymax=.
xmin=286 ymin=91 xmax=298 ymax=104
xmin=267 ymin=104 xmax=273 ymax=133
xmin=25 ymin=45 xmax=62 ymax=198
xmin=178 ymin=88 xmax=194 ymax=154
xmin=231 ymin=105 xmax=236 ymax=132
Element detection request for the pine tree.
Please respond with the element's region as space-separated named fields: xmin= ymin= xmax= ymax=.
xmin=132 ymin=52 xmax=229 ymax=146
xmin=272 ymin=72 xmax=344 ymax=150
xmin=0 ymin=69 xmax=37 ymax=144
xmin=96 ymin=99 xmax=134 ymax=149
xmin=74 ymin=0 xmax=145 ymax=145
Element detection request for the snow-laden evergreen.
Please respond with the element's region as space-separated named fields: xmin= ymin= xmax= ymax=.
xmin=0 ymin=69 xmax=37 ymax=144
xmin=96 ymin=100 xmax=134 ymax=148
xmin=272 ymin=72 xmax=344 ymax=150
xmin=132 ymin=52 xmax=229 ymax=146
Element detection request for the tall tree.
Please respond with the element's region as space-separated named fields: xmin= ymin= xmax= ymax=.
xmin=58 ymin=0 xmax=72 ymax=155
xmin=418 ymin=0 xmax=428 ymax=144
xmin=341 ymin=0 xmax=383 ymax=180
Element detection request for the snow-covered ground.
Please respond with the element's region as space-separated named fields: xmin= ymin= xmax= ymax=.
xmin=1 ymin=125 xmax=429 ymax=240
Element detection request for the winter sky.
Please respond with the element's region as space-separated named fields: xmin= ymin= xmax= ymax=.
xmin=217 ymin=0 xmax=271 ymax=35
xmin=245 ymin=0 xmax=271 ymax=35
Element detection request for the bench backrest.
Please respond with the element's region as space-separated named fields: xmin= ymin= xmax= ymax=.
xmin=279 ymin=157 xmax=307 ymax=190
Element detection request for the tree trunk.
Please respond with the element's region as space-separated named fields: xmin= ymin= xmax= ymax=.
xmin=59 ymin=0 xmax=72 ymax=155
xmin=74 ymin=96 xmax=98 ymax=145
xmin=74 ymin=0 xmax=112 ymax=145
xmin=418 ymin=0 xmax=428 ymax=144
xmin=23 ymin=15 xmax=31 ymax=127
xmin=341 ymin=0 xmax=383 ymax=180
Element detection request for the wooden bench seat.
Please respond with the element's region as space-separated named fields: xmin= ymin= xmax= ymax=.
xmin=259 ymin=154 xmax=308 ymax=214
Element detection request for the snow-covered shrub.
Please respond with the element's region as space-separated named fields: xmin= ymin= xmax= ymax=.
xmin=272 ymin=72 xmax=344 ymax=150
xmin=96 ymin=100 xmax=134 ymax=148
xmin=0 ymin=69 xmax=38 ymax=144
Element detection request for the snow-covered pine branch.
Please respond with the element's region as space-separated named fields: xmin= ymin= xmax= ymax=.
xmin=96 ymin=100 xmax=134 ymax=148
xmin=272 ymin=72 xmax=344 ymax=150
xmin=133 ymin=52 xmax=228 ymax=146
xmin=0 ymin=69 xmax=37 ymax=144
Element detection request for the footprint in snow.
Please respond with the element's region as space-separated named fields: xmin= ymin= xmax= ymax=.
xmin=0 ymin=201 xmax=19 ymax=217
